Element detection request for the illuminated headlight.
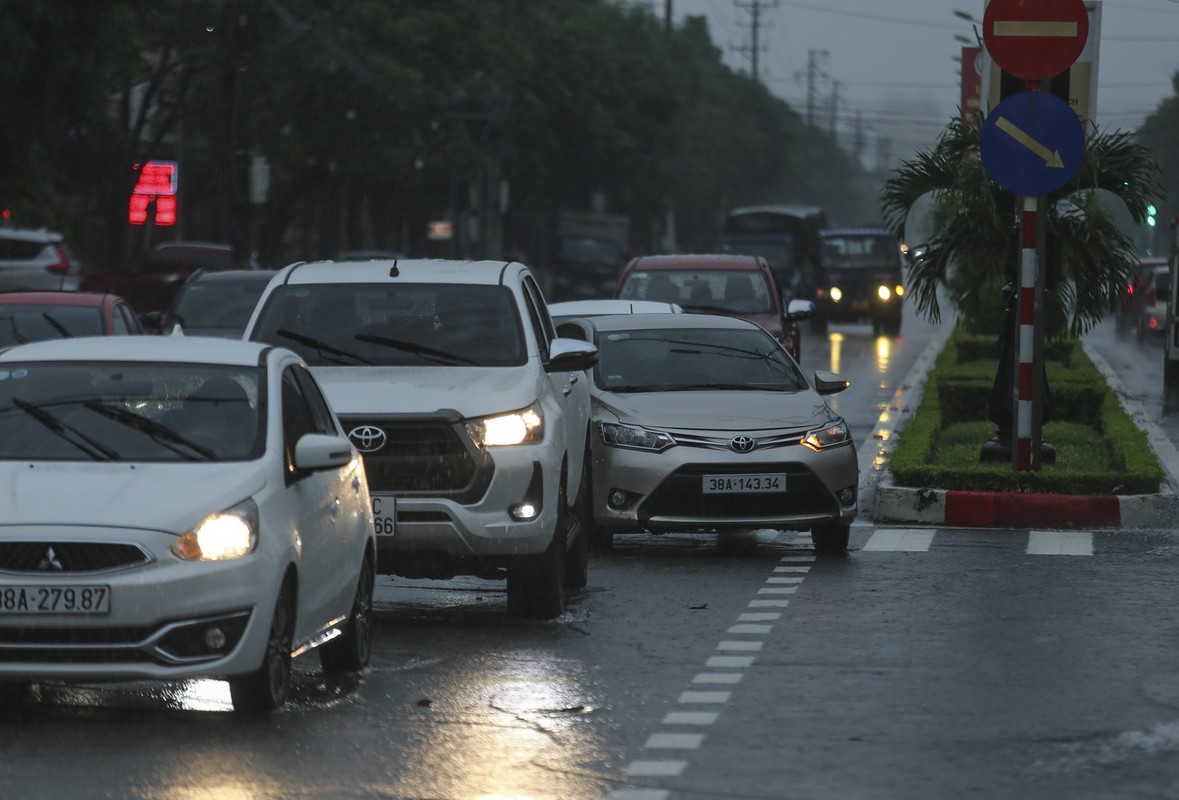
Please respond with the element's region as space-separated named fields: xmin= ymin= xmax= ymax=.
xmin=802 ymin=420 xmax=851 ymax=452
xmin=877 ymin=285 xmax=892 ymax=301
xmin=829 ymin=287 xmax=843 ymax=302
xmin=171 ymin=499 xmax=258 ymax=561
xmin=895 ymin=285 xmax=905 ymax=296
xmin=599 ymin=422 xmax=676 ymax=452
xmin=466 ymin=405 xmax=544 ymax=447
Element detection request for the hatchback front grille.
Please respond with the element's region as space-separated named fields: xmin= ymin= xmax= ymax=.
xmin=0 ymin=541 xmax=152 ymax=574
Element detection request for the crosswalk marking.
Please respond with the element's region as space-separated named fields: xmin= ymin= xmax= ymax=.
xmin=1026 ymin=530 xmax=1094 ymax=556
xmin=863 ymin=529 xmax=935 ymax=552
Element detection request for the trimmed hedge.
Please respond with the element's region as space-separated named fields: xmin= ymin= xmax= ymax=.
xmin=888 ymin=325 xmax=1164 ymax=494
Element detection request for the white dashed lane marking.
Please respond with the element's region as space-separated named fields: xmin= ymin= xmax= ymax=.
xmin=1026 ymin=530 xmax=1094 ymax=556
xmin=863 ymin=528 xmax=935 ymax=552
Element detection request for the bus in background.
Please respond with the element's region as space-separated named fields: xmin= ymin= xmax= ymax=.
xmin=718 ymin=204 xmax=826 ymax=312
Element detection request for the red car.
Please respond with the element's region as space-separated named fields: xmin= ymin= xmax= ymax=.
xmin=0 ymin=291 xmax=144 ymax=346
xmin=612 ymin=253 xmax=815 ymax=361
xmin=81 ymin=241 xmax=236 ymax=315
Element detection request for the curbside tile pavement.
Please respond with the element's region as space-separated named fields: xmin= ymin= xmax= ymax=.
xmin=865 ymin=327 xmax=1179 ymax=530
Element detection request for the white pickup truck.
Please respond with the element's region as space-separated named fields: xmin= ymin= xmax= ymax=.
xmin=244 ymin=259 xmax=598 ymax=618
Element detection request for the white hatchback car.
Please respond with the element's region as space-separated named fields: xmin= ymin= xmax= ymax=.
xmin=559 ymin=313 xmax=859 ymax=553
xmin=0 ymin=337 xmax=376 ymax=713
xmin=244 ymin=259 xmax=598 ymax=619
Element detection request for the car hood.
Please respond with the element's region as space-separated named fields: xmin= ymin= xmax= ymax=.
xmin=311 ymin=364 xmax=542 ymax=417
xmin=0 ymin=461 xmax=267 ymax=532
xmin=595 ymin=389 xmax=835 ymax=432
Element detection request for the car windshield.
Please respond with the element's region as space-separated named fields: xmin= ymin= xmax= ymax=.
xmin=250 ymin=283 xmax=527 ymax=367
xmin=173 ymin=278 xmax=272 ymax=332
xmin=617 ymin=270 xmax=774 ymax=314
xmin=0 ymin=362 xmax=264 ymax=462
xmin=821 ymin=234 xmax=901 ymax=268
xmin=595 ymin=326 xmax=806 ymax=392
xmin=0 ymin=304 xmax=103 ymax=345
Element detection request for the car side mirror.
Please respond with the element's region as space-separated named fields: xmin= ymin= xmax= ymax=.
xmin=293 ymin=433 xmax=354 ymax=471
xmin=813 ymin=370 xmax=850 ymax=395
xmin=548 ymin=337 xmax=599 ymax=373
xmin=786 ymin=299 xmax=816 ymax=320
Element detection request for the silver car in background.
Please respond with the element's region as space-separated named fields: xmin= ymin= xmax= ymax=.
xmin=560 ymin=313 xmax=858 ymax=554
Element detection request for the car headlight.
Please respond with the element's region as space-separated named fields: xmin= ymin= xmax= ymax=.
xmin=802 ymin=420 xmax=851 ymax=452
xmin=466 ymin=405 xmax=544 ymax=447
xmin=171 ymin=499 xmax=258 ymax=561
xmin=877 ymin=285 xmax=892 ymax=301
xmin=598 ymin=422 xmax=676 ymax=452
xmin=829 ymin=287 xmax=843 ymax=302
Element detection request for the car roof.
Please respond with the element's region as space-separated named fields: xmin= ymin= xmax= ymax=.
xmin=549 ymin=299 xmax=683 ymax=316
xmin=185 ymin=269 xmax=278 ymax=283
xmin=624 ymin=254 xmax=766 ymax=272
xmin=151 ymin=241 xmax=232 ymax=252
xmin=587 ymin=312 xmax=760 ymax=334
xmin=0 ymin=291 xmax=117 ymax=306
xmin=275 ymin=258 xmax=522 ymax=287
xmin=0 ymin=335 xmax=275 ymax=366
xmin=0 ymin=227 xmax=64 ymax=244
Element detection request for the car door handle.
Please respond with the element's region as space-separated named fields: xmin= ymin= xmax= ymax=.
xmin=332 ymin=498 xmax=341 ymax=515
xmin=568 ymin=373 xmax=580 ymax=384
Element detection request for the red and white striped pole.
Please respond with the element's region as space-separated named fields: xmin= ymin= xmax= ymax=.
xmin=1014 ymin=195 xmax=1037 ymax=471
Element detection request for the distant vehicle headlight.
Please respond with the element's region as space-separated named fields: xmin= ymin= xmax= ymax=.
xmin=171 ymin=499 xmax=258 ymax=561
xmin=802 ymin=420 xmax=851 ymax=452
xmin=829 ymin=287 xmax=844 ymax=302
xmin=877 ymin=285 xmax=892 ymax=301
xmin=466 ymin=405 xmax=544 ymax=446
xmin=598 ymin=422 xmax=676 ymax=452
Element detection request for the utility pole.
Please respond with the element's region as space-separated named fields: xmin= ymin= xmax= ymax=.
xmin=796 ymin=49 xmax=828 ymax=127
xmin=829 ymin=79 xmax=840 ymax=137
xmin=733 ymin=0 xmax=778 ymax=83
xmin=665 ymin=0 xmax=673 ymax=34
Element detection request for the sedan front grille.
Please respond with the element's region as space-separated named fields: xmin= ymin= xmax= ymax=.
xmin=639 ymin=463 xmax=837 ymax=521
xmin=0 ymin=541 xmax=152 ymax=574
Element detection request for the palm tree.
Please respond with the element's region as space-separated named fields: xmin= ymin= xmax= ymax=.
xmin=880 ymin=111 xmax=1165 ymax=336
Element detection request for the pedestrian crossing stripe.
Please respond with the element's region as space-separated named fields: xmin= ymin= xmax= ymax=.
xmin=860 ymin=528 xmax=1096 ymax=555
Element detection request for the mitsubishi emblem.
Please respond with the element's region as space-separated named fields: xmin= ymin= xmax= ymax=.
xmin=38 ymin=546 xmax=64 ymax=571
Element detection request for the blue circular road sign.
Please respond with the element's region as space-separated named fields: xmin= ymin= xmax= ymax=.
xmin=980 ymin=91 xmax=1086 ymax=196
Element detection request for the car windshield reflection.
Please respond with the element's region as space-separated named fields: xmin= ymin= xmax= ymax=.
xmin=0 ymin=363 xmax=263 ymax=461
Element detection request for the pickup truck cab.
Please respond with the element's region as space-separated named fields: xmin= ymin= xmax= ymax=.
xmin=243 ymin=259 xmax=598 ymax=618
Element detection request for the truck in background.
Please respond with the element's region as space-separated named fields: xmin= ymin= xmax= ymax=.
xmin=718 ymin=204 xmax=826 ymax=309
xmin=548 ymin=211 xmax=630 ymax=302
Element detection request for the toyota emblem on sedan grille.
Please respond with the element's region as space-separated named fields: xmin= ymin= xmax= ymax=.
xmin=348 ymin=425 xmax=387 ymax=453
xmin=729 ymin=435 xmax=756 ymax=453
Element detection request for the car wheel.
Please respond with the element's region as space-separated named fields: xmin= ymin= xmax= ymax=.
xmin=320 ymin=552 xmax=375 ymax=678
xmin=566 ymin=471 xmax=591 ymax=590
xmin=230 ymin=577 xmax=295 ymax=714
xmin=883 ymin=313 xmax=902 ymax=337
xmin=507 ymin=489 xmax=568 ymax=619
xmin=0 ymin=681 xmax=31 ymax=706
xmin=811 ymin=524 xmax=850 ymax=555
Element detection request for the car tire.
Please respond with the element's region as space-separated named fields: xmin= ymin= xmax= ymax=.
xmin=566 ymin=471 xmax=591 ymax=590
xmin=0 ymin=680 xmax=31 ymax=706
xmin=507 ymin=489 xmax=568 ymax=619
xmin=320 ymin=552 xmax=375 ymax=678
xmin=230 ymin=577 xmax=295 ymax=714
xmin=811 ymin=524 xmax=850 ymax=555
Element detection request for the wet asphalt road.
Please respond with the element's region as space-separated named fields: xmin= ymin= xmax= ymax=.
xmin=5 ymin=305 xmax=1179 ymax=799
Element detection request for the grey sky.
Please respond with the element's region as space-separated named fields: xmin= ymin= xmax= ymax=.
xmin=632 ymin=0 xmax=1179 ymax=167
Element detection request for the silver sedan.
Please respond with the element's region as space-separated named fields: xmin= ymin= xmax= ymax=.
xmin=562 ymin=313 xmax=858 ymax=553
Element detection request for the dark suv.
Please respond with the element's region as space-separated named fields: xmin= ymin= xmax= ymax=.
xmin=82 ymin=241 xmax=236 ymax=315
xmin=815 ymin=227 xmax=906 ymax=336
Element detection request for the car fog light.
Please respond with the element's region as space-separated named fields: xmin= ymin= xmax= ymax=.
xmin=510 ymin=502 xmax=539 ymax=521
xmin=204 ymin=626 xmax=228 ymax=652
xmin=837 ymin=486 xmax=856 ymax=505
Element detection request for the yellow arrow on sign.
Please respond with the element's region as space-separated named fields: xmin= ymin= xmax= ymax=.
xmin=992 ymin=21 xmax=1079 ymax=38
xmin=995 ymin=117 xmax=1065 ymax=168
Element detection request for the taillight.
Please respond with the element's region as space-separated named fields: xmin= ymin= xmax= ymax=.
xmin=45 ymin=246 xmax=70 ymax=274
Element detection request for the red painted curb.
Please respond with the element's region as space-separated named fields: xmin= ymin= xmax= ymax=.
xmin=943 ymin=491 xmax=1121 ymax=528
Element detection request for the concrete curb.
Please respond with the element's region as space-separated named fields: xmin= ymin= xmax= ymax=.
xmin=867 ymin=332 xmax=1179 ymax=530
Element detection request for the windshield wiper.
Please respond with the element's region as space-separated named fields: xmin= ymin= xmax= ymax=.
xmin=354 ymin=333 xmax=477 ymax=366
xmin=40 ymin=312 xmax=72 ymax=338
xmin=275 ymin=329 xmax=372 ymax=366
xmin=82 ymin=401 xmax=217 ymax=461
xmin=12 ymin=397 xmax=118 ymax=461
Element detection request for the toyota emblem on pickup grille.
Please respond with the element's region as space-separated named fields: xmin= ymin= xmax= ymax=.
xmin=348 ymin=425 xmax=387 ymax=453
xmin=729 ymin=435 xmax=756 ymax=453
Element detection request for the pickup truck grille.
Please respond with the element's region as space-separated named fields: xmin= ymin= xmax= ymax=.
xmin=340 ymin=415 xmax=491 ymax=500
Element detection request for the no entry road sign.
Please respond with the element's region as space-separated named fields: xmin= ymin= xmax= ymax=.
xmin=980 ymin=91 xmax=1085 ymax=196
xmin=983 ymin=0 xmax=1089 ymax=80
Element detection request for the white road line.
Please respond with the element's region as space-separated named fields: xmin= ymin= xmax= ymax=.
xmin=727 ymin=623 xmax=773 ymax=634
xmin=706 ymin=655 xmax=754 ymax=668
xmin=663 ymin=711 xmax=719 ymax=725
xmin=1026 ymin=530 xmax=1094 ymax=556
xmin=716 ymin=640 xmax=763 ymax=652
xmin=748 ymin=598 xmax=790 ymax=607
xmin=757 ymin=586 xmax=797 ymax=595
xmin=624 ymin=761 xmax=687 ymax=777
xmin=678 ymin=691 xmax=731 ymax=703
xmin=773 ymin=565 xmax=812 ymax=572
xmin=692 ymin=673 xmax=743 ymax=685
xmin=766 ymin=576 xmax=805 ymax=584
xmin=863 ymin=529 xmax=936 ymax=552
xmin=738 ymin=612 xmax=781 ymax=621
xmin=645 ymin=733 xmax=705 ymax=749
xmin=779 ymin=555 xmax=815 ymax=562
